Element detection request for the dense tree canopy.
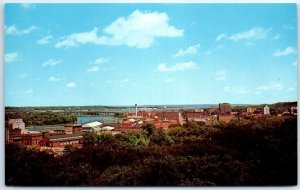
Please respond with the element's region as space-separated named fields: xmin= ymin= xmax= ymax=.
xmin=5 ymin=116 xmax=297 ymax=186
xmin=5 ymin=112 xmax=76 ymax=126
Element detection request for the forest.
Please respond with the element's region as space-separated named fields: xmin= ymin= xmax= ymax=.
xmin=5 ymin=116 xmax=297 ymax=186
xmin=5 ymin=111 xmax=77 ymax=126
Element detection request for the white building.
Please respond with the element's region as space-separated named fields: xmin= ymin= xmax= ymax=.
xmin=82 ymin=121 xmax=102 ymax=132
xmin=8 ymin=119 xmax=28 ymax=134
xmin=263 ymin=105 xmax=270 ymax=115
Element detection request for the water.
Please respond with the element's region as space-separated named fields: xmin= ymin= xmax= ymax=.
xmin=77 ymin=116 xmax=118 ymax=124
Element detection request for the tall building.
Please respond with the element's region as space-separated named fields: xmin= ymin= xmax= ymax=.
xmin=246 ymin=107 xmax=256 ymax=113
xmin=263 ymin=105 xmax=270 ymax=115
xmin=135 ymin=104 xmax=138 ymax=116
xmin=219 ymin=103 xmax=231 ymax=114
xmin=7 ymin=119 xmax=27 ymax=134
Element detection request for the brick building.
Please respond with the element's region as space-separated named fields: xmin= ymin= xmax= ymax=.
xmin=40 ymin=133 xmax=83 ymax=148
xmin=64 ymin=124 xmax=82 ymax=134
xmin=5 ymin=128 xmax=21 ymax=143
xmin=219 ymin=103 xmax=231 ymax=114
xmin=21 ymin=133 xmax=43 ymax=146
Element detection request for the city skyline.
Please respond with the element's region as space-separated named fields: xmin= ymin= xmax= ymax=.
xmin=5 ymin=3 xmax=298 ymax=106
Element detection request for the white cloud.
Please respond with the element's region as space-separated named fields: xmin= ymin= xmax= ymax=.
xmin=55 ymin=10 xmax=183 ymax=49
xmin=24 ymin=90 xmax=33 ymax=94
xmin=94 ymin=57 xmax=109 ymax=64
xmin=215 ymin=70 xmax=227 ymax=80
xmin=157 ymin=61 xmax=197 ymax=72
xmin=292 ymin=61 xmax=297 ymax=67
xmin=273 ymin=47 xmax=296 ymax=57
xmin=49 ymin=76 xmax=62 ymax=82
xmin=173 ymin=44 xmax=200 ymax=57
xmin=66 ymin=82 xmax=76 ymax=88
xmin=5 ymin=52 xmax=19 ymax=63
xmin=223 ymin=86 xmax=251 ymax=94
xmin=287 ymin=87 xmax=294 ymax=92
xmin=216 ymin=34 xmax=227 ymax=41
xmin=165 ymin=78 xmax=174 ymax=83
xmin=119 ymin=79 xmax=129 ymax=83
xmin=42 ymin=59 xmax=61 ymax=67
xmin=87 ymin=66 xmax=100 ymax=72
xmin=5 ymin=25 xmax=37 ymax=35
xmin=205 ymin=45 xmax=223 ymax=56
xmin=244 ymin=42 xmax=255 ymax=46
xmin=224 ymin=82 xmax=284 ymax=95
xmin=254 ymin=82 xmax=284 ymax=93
xmin=205 ymin=51 xmax=212 ymax=55
xmin=270 ymin=82 xmax=284 ymax=90
xmin=20 ymin=73 xmax=28 ymax=79
xmin=21 ymin=3 xmax=36 ymax=9
xmin=272 ymin=34 xmax=281 ymax=40
xmin=37 ymin=35 xmax=52 ymax=45
xmin=216 ymin=27 xmax=270 ymax=42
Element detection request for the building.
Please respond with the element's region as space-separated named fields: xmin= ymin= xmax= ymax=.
xmin=246 ymin=107 xmax=256 ymax=114
xmin=40 ymin=132 xmax=83 ymax=148
xmin=218 ymin=114 xmax=236 ymax=123
xmin=219 ymin=103 xmax=231 ymax=114
xmin=7 ymin=119 xmax=28 ymax=134
xmin=207 ymin=108 xmax=217 ymax=115
xmin=263 ymin=105 xmax=270 ymax=115
xmin=137 ymin=110 xmax=150 ymax=118
xmin=156 ymin=111 xmax=179 ymax=122
xmin=21 ymin=133 xmax=43 ymax=146
xmin=64 ymin=124 xmax=82 ymax=134
xmin=82 ymin=121 xmax=102 ymax=132
xmin=5 ymin=128 xmax=21 ymax=143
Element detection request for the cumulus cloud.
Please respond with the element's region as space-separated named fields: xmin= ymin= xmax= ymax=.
xmin=66 ymin=82 xmax=76 ymax=88
xmin=216 ymin=27 xmax=270 ymax=42
xmin=216 ymin=34 xmax=227 ymax=41
xmin=173 ymin=44 xmax=200 ymax=57
xmin=24 ymin=90 xmax=33 ymax=94
xmin=273 ymin=46 xmax=296 ymax=57
xmin=119 ymin=79 xmax=129 ymax=83
xmin=37 ymin=35 xmax=52 ymax=45
xmin=5 ymin=25 xmax=37 ymax=35
xmin=94 ymin=57 xmax=109 ymax=64
xmin=42 ymin=59 xmax=61 ymax=67
xmin=87 ymin=66 xmax=100 ymax=72
xmin=49 ymin=76 xmax=62 ymax=82
xmin=215 ymin=70 xmax=227 ymax=80
xmin=5 ymin=52 xmax=19 ymax=63
xmin=224 ymin=82 xmax=285 ymax=95
xmin=157 ymin=61 xmax=197 ymax=72
xmin=55 ymin=10 xmax=183 ymax=49
xmin=223 ymin=86 xmax=251 ymax=94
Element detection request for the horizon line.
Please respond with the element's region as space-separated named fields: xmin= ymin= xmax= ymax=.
xmin=4 ymin=100 xmax=297 ymax=108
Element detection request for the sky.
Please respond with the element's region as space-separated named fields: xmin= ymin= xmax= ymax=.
xmin=4 ymin=3 xmax=298 ymax=106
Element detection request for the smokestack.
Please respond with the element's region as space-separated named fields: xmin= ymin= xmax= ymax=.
xmin=135 ymin=104 xmax=137 ymax=116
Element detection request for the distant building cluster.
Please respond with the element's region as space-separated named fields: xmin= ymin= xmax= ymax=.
xmin=6 ymin=103 xmax=297 ymax=155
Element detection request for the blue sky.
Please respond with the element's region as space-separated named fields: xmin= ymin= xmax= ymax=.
xmin=4 ymin=3 xmax=298 ymax=106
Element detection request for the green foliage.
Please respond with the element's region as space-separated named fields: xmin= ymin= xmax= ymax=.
xmin=5 ymin=111 xmax=77 ymax=126
xmin=149 ymin=128 xmax=174 ymax=146
xmin=141 ymin=123 xmax=155 ymax=137
xmin=5 ymin=116 xmax=297 ymax=186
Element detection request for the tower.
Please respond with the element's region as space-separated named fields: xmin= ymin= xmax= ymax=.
xmin=135 ymin=104 xmax=137 ymax=116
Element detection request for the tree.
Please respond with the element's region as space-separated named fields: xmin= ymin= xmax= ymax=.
xmin=142 ymin=123 xmax=155 ymax=137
